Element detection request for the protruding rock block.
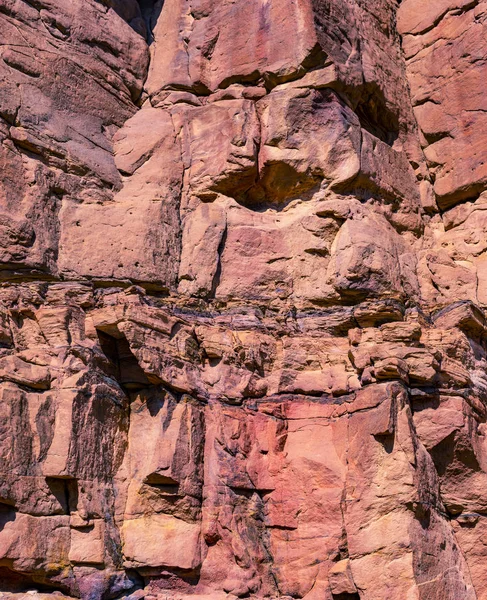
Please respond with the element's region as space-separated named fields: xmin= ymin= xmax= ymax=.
xmin=122 ymin=514 xmax=201 ymax=570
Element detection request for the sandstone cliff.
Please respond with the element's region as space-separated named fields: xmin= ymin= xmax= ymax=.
xmin=0 ymin=0 xmax=486 ymax=598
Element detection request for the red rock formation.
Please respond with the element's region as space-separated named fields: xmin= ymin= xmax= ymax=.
xmin=0 ymin=0 xmax=486 ymax=598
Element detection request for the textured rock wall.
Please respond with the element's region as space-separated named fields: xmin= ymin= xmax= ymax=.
xmin=0 ymin=0 xmax=486 ymax=598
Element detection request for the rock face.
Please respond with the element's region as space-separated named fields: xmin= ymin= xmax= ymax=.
xmin=0 ymin=0 xmax=486 ymax=598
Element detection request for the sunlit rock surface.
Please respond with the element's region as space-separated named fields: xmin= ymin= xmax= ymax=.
xmin=0 ymin=0 xmax=486 ymax=598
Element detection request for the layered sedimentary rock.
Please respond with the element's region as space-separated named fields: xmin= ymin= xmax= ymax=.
xmin=0 ymin=0 xmax=487 ymax=598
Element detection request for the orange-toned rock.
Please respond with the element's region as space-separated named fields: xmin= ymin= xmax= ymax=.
xmin=0 ymin=0 xmax=487 ymax=598
xmin=399 ymin=0 xmax=487 ymax=208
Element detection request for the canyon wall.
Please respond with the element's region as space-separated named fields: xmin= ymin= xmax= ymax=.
xmin=0 ymin=0 xmax=487 ymax=598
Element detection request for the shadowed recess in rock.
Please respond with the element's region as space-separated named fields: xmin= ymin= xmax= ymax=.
xmin=137 ymin=0 xmax=164 ymax=44
xmin=0 ymin=502 xmax=16 ymax=532
xmin=0 ymin=568 xmax=66 ymax=593
xmin=45 ymin=477 xmax=79 ymax=516
xmin=97 ymin=329 xmax=151 ymax=391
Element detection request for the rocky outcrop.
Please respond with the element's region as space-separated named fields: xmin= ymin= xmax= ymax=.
xmin=0 ymin=0 xmax=486 ymax=598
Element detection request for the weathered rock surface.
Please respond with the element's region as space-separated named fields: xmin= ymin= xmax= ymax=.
xmin=0 ymin=0 xmax=486 ymax=598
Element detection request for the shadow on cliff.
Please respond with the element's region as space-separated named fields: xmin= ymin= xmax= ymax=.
xmin=138 ymin=0 xmax=165 ymax=44
xmin=0 ymin=502 xmax=15 ymax=532
xmin=0 ymin=566 xmax=67 ymax=594
xmin=97 ymin=329 xmax=152 ymax=392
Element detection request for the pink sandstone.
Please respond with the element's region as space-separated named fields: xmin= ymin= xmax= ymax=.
xmin=0 ymin=0 xmax=486 ymax=598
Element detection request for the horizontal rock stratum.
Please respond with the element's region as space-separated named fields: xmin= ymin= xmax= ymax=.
xmin=0 ymin=0 xmax=486 ymax=598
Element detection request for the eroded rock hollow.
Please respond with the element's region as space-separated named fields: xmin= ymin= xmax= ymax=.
xmin=0 ymin=0 xmax=487 ymax=598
